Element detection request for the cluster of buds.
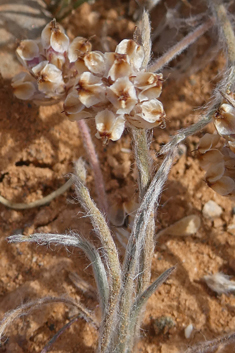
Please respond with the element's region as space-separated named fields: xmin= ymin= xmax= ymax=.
xmin=12 ymin=19 xmax=166 ymax=141
xmin=198 ymin=133 xmax=235 ymax=199
xmin=198 ymin=92 xmax=235 ymax=199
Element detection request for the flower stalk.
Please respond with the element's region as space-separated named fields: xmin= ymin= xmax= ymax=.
xmin=77 ymin=119 xmax=108 ymax=214
xmin=148 ymin=18 xmax=214 ymax=73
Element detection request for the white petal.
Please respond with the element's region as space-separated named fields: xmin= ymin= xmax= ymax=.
xmin=134 ymin=72 xmax=163 ymax=89
xmin=139 ymin=86 xmax=163 ymax=101
xmin=95 ymin=110 xmax=125 ymax=141
xmin=41 ymin=63 xmax=63 ymax=83
xmin=215 ymin=103 xmax=235 ymax=137
xmin=107 ymin=77 xmax=137 ymax=114
xmin=64 ymin=90 xmax=84 ymax=114
xmin=41 ymin=20 xmax=69 ymax=52
xmin=46 ymin=47 xmax=66 ymax=70
xmin=12 ymin=72 xmax=35 ymax=84
xmin=12 ymin=82 xmax=36 ymax=100
xmin=116 ymin=39 xmax=144 ymax=70
xmin=107 ymin=53 xmax=132 ymax=81
xmin=16 ymin=40 xmax=39 ymax=65
xmin=51 ymin=31 xmax=69 ymax=53
xmin=32 ymin=61 xmax=48 ymax=76
xmin=76 ymin=72 xmax=105 ymax=107
xmin=96 ymin=109 xmax=116 ymax=133
xmin=41 ymin=22 xmax=53 ymax=49
xmin=139 ymin=99 xmax=165 ymax=123
xmin=110 ymin=116 xmax=126 ymax=141
xmin=68 ymin=37 xmax=92 ymax=62
xmin=84 ymin=51 xmax=105 ymax=75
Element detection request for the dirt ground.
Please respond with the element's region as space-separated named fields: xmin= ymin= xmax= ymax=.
xmin=1 ymin=1 xmax=235 ymax=352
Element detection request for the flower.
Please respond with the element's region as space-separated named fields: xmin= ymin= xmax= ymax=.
xmin=68 ymin=37 xmax=92 ymax=62
xmin=115 ymin=39 xmax=144 ymax=71
xmin=75 ymin=72 xmax=106 ymax=107
xmin=41 ymin=19 xmax=69 ymax=53
xmin=107 ymin=77 xmax=137 ymax=114
xmin=32 ymin=61 xmax=65 ymax=97
xmin=16 ymin=40 xmax=40 ymax=68
xmin=95 ymin=109 xmax=125 ymax=142
xmin=12 ymin=72 xmax=36 ymax=100
xmin=134 ymin=72 xmax=163 ymax=101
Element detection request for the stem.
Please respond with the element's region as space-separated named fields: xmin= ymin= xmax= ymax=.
xmin=159 ymin=111 xmax=214 ymax=155
xmin=209 ymin=0 xmax=235 ymax=90
xmin=9 ymin=232 xmax=109 ymax=315
xmin=148 ymin=18 xmax=214 ymax=72
xmin=131 ymin=128 xmax=151 ymax=199
xmin=210 ymin=0 xmax=235 ymax=65
xmin=117 ymin=150 xmax=176 ymax=353
xmin=0 ymin=296 xmax=98 ymax=340
xmin=131 ymin=128 xmax=154 ymax=291
xmin=77 ymin=119 xmax=108 ymax=215
xmin=74 ymin=175 xmax=121 ymax=353
xmin=40 ymin=315 xmax=80 ymax=353
xmin=185 ymin=331 xmax=235 ymax=353
xmin=0 ymin=178 xmax=73 ymax=210
xmin=127 ymin=267 xmax=176 ymax=352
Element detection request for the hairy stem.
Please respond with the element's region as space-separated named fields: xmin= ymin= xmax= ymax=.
xmin=9 ymin=232 xmax=109 ymax=315
xmin=0 ymin=178 xmax=73 ymax=210
xmin=159 ymin=110 xmax=215 ymax=155
xmin=131 ymin=128 xmax=154 ymax=291
xmin=74 ymin=175 xmax=121 ymax=353
xmin=148 ymin=18 xmax=214 ymax=72
xmin=40 ymin=315 xmax=80 ymax=353
xmin=131 ymin=128 xmax=151 ymax=199
xmin=209 ymin=0 xmax=235 ymax=90
xmin=117 ymin=150 xmax=176 ymax=353
xmin=78 ymin=119 xmax=108 ymax=214
xmin=185 ymin=331 xmax=235 ymax=353
xmin=0 ymin=296 xmax=98 ymax=340
xmin=209 ymin=0 xmax=235 ymax=65
xmin=130 ymin=128 xmax=156 ymax=347
xmin=127 ymin=267 xmax=176 ymax=352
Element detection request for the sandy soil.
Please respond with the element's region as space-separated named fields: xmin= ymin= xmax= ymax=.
xmin=0 ymin=1 xmax=235 ymax=353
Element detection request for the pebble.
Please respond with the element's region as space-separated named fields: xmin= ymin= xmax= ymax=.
xmin=184 ymin=323 xmax=193 ymax=339
xmin=157 ymin=215 xmax=201 ymax=237
xmin=202 ymin=200 xmax=223 ymax=219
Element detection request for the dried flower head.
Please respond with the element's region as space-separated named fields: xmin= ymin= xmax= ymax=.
xmin=198 ymin=132 xmax=235 ymax=199
xmin=12 ymin=19 xmax=166 ymax=141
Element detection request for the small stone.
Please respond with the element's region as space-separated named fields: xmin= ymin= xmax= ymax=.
xmin=184 ymin=323 xmax=193 ymax=339
xmin=157 ymin=215 xmax=201 ymax=237
xmin=202 ymin=200 xmax=223 ymax=219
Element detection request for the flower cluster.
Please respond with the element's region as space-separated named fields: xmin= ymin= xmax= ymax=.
xmin=198 ymin=133 xmax=235 ymax=198
xmin=12 ymin=20 xmax=165 ymax=141
xmin=198 ymin=94 xmax=235 ymax=199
